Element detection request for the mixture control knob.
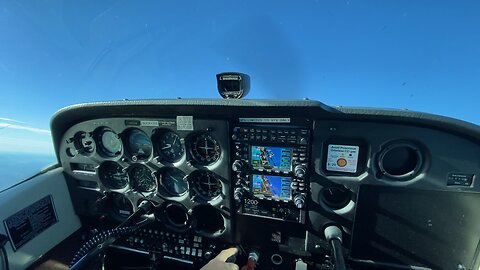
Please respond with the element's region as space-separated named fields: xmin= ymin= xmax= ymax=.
xmin=294 ymin=165 xmax=307 ymax=178
xmin=232 ymin=160 xmax=245 ymax=172
xmin=294 ymin=194 xmax=305 ymax=209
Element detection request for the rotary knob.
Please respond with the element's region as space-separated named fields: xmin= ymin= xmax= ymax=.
xmin=234 ymin=187 xmax=244 ymax=204
xmin=294 ymin=194 xmax=306 ymax=209
xmin=232 ymin=160 xmax=245 ymax=172
xmin=294 ymin=165 xmax=307 ymax=178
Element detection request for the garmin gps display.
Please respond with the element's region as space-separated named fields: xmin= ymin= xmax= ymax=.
xmin=251 ymin=146 xmax=292 ymax=171
xmin=252 ymin=174 xmax=292 ymax=200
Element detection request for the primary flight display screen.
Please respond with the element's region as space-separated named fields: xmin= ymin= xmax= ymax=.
xmin=250 ymin=146 xmax=292 ymax=171
xmin=252 ymin=174 xmax=292 ymax=200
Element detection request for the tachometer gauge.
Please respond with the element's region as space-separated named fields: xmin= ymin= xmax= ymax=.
xmin=98 ymin=161 xmax=129 ymax=189
xmin=158 ymin=168 xmax=188 ymax=196
xmin=97 ymin=128 xmax=122 ymax=157
xmin=190 ymin=134 xmax=221 ymax=165
xmin=125 ymin=129 xmax=153 ymax=161
xmin=188 ymin=170 xmax=222 ymax=200
xmin=129 ymin=164 xmax=157 ymax=192
xmin=156 ymin=131 xmax=184 ymax=163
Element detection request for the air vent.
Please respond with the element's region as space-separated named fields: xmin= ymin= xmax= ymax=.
xmin=157 ymin=201 xmax=191 ymax=231
xmin=377 ymin=141 xmax=423 ymax=181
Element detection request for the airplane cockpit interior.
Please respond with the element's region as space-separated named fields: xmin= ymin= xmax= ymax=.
xmin=0 ymin=71 xmax=479 ymax=270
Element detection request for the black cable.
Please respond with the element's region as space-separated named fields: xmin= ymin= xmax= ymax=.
xmin=330 ymin=239 xmax=346 ymax=270
xmin=69 ymin=218 xmax=151 ymax=269
xmin=1 ymin=247 xmax=9 ymax=270
xmin=0 ymin=234 xmax=9 ymax=270
xmin=324 ymin=226 xmax=346 ymax=270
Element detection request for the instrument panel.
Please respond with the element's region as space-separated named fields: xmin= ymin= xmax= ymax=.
xmin=53 ymin=100 xmax=480 ymax=270
xmin=60 ymin=118 xmax=233 ymax=243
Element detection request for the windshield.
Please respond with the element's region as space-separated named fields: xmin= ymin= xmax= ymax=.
xmin=0 ymin=1 xmax=479 ymax=189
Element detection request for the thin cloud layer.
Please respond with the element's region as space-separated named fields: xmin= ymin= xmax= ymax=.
xmin=0 ymin=118 xmax=53 ymax=154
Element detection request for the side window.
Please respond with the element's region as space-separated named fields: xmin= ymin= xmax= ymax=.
xmin=0 ymin=118 xmax=56 ymax=191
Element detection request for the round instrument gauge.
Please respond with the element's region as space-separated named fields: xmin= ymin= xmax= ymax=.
xmin=98 ymin=161 xmax=129 ymax=189
xmin=110 ymin=193 xmax=134 ymax=218
xmin=158 ymin=168 xmax=188 ymax=196
xmin=190 ymin=134 xmax=221 ymax=165
xmin=129 ymin=164 xmax=157 ymax=192
xmin=188 ymin=170 xmax=222 ymax=200
xmin=97 ymin=128 xmax=122 ymax=157
xmin=125 ymin=129 xmax=153 ymax=161
xmin=156 ymin=131 xmax=184 ymax=163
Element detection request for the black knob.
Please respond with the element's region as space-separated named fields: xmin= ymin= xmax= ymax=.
xmin=294 ymin=165 xmax=306 ymax=178
xmin=232 ymin=160 xmax=244 ymax=172
xmin=294 ymin=194 xmax=305 ymax=209
xmin=204 ymin=250 xmax=214 ymax=260
xmin=299 ymin=137 xmax=308 ymax=145
xmin=234 ymin=187 xmax=244 ymax=204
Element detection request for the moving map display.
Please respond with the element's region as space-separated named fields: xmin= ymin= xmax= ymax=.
xmin=250 ymin=146 xmax=292 ymax=171
xmin=252 ymin=174 xmax=292 ymax=200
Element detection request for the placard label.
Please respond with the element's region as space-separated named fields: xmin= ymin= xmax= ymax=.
xmin=326 ymin=144 xmax=360 ymax=173
xmin=4 ymin=195 xmax=58 ymax=251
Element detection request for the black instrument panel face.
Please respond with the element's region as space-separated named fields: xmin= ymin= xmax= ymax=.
xmin=55 ymin=105 xmax=480 ymax=270
xmin=306 ymin=119 xmax=480 ymax=266
xmin=59 ymin=117 xmax=233 ymax=242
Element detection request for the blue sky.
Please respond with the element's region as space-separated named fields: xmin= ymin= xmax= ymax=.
xmin=0 ymin=0 xmax=479 ymax=132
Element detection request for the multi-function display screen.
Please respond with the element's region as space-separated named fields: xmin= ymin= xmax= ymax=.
xmin=251 ymin=174 xmax=292 ymax=200
xmin=250 ymin=146 xmax=292 ymax=171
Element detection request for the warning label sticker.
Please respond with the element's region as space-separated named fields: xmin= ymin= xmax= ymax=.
xmin=326 ymin=144 xmax=360 ymax=173
xmin=176 ymin=116 xmax=194 ymax=131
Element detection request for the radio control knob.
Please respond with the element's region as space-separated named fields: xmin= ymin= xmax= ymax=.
xmin=291 ymin=182 xmax=299 ymax=190
xmin=294 ymin=194 xmax=305 ymax=209
xmin=299 ymin=137 xmax=308 ymax=145
xmin=234 ymin=187 xmax=244 ymax=204
xmin=232 ymin=160 xmax=245 ymax=172
xmin=294 ymin=165 xmax=307 ymax=178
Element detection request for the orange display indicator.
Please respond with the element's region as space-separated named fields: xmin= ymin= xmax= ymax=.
xmin=326 ymin=144 xmax=359 ymax=173
xmin=336 ymin=158 xmax=348 ymax=167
